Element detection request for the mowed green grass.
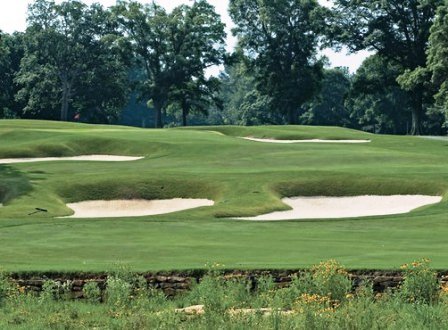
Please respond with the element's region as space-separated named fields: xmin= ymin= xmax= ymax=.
xmin=0 ymin=119 xmax=448 ymax=272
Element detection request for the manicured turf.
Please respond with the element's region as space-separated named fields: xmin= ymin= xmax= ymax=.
xmin=0 ymin=119 xmax=447 ymax=271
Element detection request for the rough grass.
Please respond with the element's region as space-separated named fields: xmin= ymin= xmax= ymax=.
xmin=180 ymin=125 xmax=374 ymax=140
xmin=0 ymin=167 xmax=31 ymax=205
xmin=0 ymin=119 xmax=448 ymax=271
xmin=1 ymin=260 xmax=448 ymax=329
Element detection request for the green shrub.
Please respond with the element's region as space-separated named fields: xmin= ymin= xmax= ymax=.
xmin=254 ymin=275 xmax=276 ymax=307
xmin=39 ymin=280 xmax=72 ymax=302
xmin=187 ymin=275 xmax=226 ymax=313
xmin=106 ymin=275 xmax=132 ymax=308
xmin=143 ymin=287 xmax=167 ymax=311
xmin=312 ymin=260 xmax=352 ymax=301
xmin=399 ymin=259 xmax=439 ymax=304
xmin=83 ymin=281 xmax=101 ymax=303
xmin=0 ymin=271 xmax=13 ymax=305
xmin=293 ymin=260 xmax=352 ymax=303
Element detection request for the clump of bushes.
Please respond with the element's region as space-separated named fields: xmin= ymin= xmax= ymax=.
xmin=83 ymin=281 xmax=101 ymax=303
xmin=39 ymin=280 xmax=73 ymax=303
xmin=400 ymin=258 xmax=439 ymax=304
xmin=297 ymin=259 xmax=352 ymax=302
xmin=0 ymin=271 xmax=13 ymax=305
xmin=0 ymin=259 xmax=447 ymax=329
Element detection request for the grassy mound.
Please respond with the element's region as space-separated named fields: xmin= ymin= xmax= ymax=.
xmin=57 ymin=177 xmax=220 ymax=203
xmin=0 ymin=167 xmax=31 ymax=205
xmin=181 ymin=125 xmax=373 ymax=140
xmin=0 ymin=119 xmax=448 ymax=271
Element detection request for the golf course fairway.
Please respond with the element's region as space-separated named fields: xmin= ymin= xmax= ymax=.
xmin=0 ymin=120 xmax=447 ymax=272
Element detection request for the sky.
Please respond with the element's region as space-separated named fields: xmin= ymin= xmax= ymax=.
xmin=0 ymin=0 xmax=371 ymax=73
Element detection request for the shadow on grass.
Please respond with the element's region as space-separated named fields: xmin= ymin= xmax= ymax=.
xmin=0 ymin=166 xmax=32 ymax=205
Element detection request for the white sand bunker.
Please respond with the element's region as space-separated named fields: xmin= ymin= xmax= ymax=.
xmin=65 ymin=198 xmax=214 ymax=218
xmin=243 ymin=137 xmax=371 ymax=144
xmin=0 ymin=155 xmax=144 ymax=164
xmin=237 ymin=195 xmax=442 ymax=221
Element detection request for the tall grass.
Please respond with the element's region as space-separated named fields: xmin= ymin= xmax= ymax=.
xmin=1 ymin=260 xmax=448 ymax=329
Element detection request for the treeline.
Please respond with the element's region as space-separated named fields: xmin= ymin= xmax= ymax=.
xmin=0 ymin=0 xmax=448 ymax=135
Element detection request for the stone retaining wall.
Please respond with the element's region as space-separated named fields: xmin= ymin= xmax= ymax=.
xmin=9 ymin=270 xmax=448 ymax=299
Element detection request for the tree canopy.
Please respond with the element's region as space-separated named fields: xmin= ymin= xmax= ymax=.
xmin=428 ymin=1 xmax=448 ymax=127
xmin=331 ymin=0 xmax=443 ymax=135
xmin=229 ymin=0 xmax=327 ymax=124
xmin=114 ymin=0 xmax=226 ymax=128
xmin=299 ymin=68 xmax=352 ymax=128
xmin=15 ymin=0 xmax=128 ymax=122
xmin=346 ymin=55 xmax=412 ymax=134
xmin=1 ymin=0 xmax=448 ymax=135
xmin=0 ymin=32 xmax=25 ymax=119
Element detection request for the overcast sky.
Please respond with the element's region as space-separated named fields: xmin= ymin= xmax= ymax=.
xmin=0 ymin=0 xmax=371 ymax=73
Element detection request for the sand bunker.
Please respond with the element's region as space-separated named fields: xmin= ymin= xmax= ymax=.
xmin=243 ymin=137 xmax=371 ymax=144
xmin=421 ymin=136 xmax=448 ymax=141
xmin=65 ymin=198 xmax=214 ymax=218
xmin=0 ymin=155 xmax=144 ymax=164
xmin=237 ymin=195 xmax=442 ymax=221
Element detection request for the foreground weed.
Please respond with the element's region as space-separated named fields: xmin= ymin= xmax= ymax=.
xmin=311 ymin=260 xmax=352 ymax=302
xmin=106 ymin=275 xmax=132 ymax=308
xmin=0 ymin=271 xmax=14 ymax=305
xmin=83 ymin=281 xmax=101 ymax=303
xmin=4 ymin=259 xmax=448 ymax=329
xmin=39 ymin=280 xmax=72 ymax=303
xmin=400 ymin=259 xmax=439 ymax=304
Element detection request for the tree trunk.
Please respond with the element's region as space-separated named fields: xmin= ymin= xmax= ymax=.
xmin=410 ymin=89 xmax=423 ymax=136
xmin=182 ymin=100 xmax=188 ymax=127
xmin=60 ymin=78 xmax=71 ymax=122
xmin=287 ymin=107 xmax=297 ymax=125
xmin=153 ymin=99 xmax=163 ymax=128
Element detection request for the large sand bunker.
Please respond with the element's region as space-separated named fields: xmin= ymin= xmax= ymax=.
xmin=0 ymin=155 xmax=144 ymax=164
xmin=65 ymin=198 xmax=214 ymax=218
xmin=237 ymin=195 xmax=442 ymax=221
xmin=243 ymin=137 xmax=371 ymax=144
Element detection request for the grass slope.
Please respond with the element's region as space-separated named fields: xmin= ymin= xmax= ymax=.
xmin=0 ymin=120 xmax=447 ymax=271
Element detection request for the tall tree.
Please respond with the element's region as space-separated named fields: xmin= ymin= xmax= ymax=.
xmin=167 ymin=1 xmax=226 ymax=126
xmin=113 ymin=1 xmax=170 ymax=128
xmin=300 ymin=67 xmax=352 ymax=127
xmin=229 ymin=0 xmax=327 ymax=124
xmin=213 ymin=63 xmax=284 ymax=125
xmin=346 ymin=55 xmax=412 ymax=134
xmin=0 ymin=32 xmax=25 ymax=118
xmin=332 ymin=0 xmax=443 ymax=135
xmin=217 ymin=63 xmax=257 ymax=125
xmin=428 ymin=1 xmax=448 ymax=127
xmin=114 ymin=0 xmax=226 ymax=128
xmin=16 ymin=0 xmax=128 ymax=122
xmin=169 ymin=77 xmax=223 ymax=127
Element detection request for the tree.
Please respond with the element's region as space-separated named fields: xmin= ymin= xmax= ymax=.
xmin=167 ymin=1 xmax=226 ymax=126
xmin=237 ymin=90 xmax=278 ymax=126
xmin=300 ymin=67 xmax=352 ymax=127
xmin=428 ymin=1 xmax=448 ymax=127
xmin=346 ymin=55 xmax=412 ymax=134
xmin=332 ymin=0 xmax=443 ymax=135
xmin=114 ymin=0 xmax=226 ymax=128
xmin=0 ymin=32 xmax=25 ymax=118
xmin=169 ymin=77 xmax=223 ymax=127
xmin=113 ymin=1 xmax=170 ymax=128
xmin=217 ymin=63 xmax=257 ymax=125
xmin=16 ymin=0 xmax=128 ymax=122
xmin=213 ymin=63 xmax=284 ymax=125
xmin=229 ymin=0 xmax=327 ymax=124
xmin=71 ymin=5 xmax=130 ymax=124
